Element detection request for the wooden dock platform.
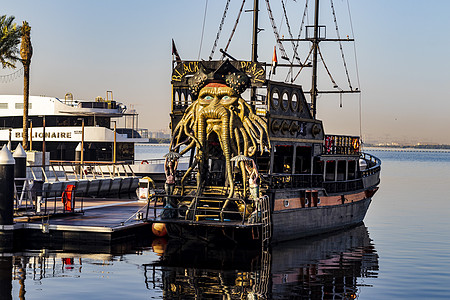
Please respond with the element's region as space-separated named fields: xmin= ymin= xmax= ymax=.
xmin=9 ymin=197 xmax=164 ymax=252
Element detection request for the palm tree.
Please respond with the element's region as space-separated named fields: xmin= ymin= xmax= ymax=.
xmin=0 ymin=15 xmax=21 ymax=68
xmin=20 ymin=21 xmax=32 ymax=150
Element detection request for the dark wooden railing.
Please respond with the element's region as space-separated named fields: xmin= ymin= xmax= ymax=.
xmin=265 ymin=174 xmax=323 ymax=189
xmin=360 ymin=152 xmax=381 ymax=188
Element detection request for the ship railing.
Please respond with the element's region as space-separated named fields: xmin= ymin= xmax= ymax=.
xmin=360 ymin=152 xmax=382 ymax=189
xmin=265 ymin=173 xmax=323 ymax=189
xmin=323 ymin=134 xmax=361 ymax=155
xmin=322 ymin=178 xmax=364 ymax=194
xmin=49 ymin=160 xmax=137 ymax=179
xmin=148 ymin=193 xmax=252 ymax=224
xmin=135 ymin=158 xmax=166 ymax=165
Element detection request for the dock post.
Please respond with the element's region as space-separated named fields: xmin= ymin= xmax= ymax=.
xmin=13 ymin=144 xmax=27 ymax=188
xmin=0 ymin=145 xmax=15 ymax=250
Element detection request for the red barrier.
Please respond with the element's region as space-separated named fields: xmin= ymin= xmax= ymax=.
xmin=61 ymin=184 xmax=76 ymax=211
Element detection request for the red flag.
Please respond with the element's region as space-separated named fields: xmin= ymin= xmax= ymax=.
xmin=272 ymin=46 xmax=278 ymax=75
xmin=172 ymin=39 xmax=182 ymax=63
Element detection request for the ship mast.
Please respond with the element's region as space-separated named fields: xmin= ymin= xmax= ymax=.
xmin=311 ymin=0 xmax=320 ymax=119
xmin=250 ymin=0 xmax=259 ymax=109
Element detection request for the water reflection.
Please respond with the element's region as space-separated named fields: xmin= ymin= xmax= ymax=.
xmin=149 ymin=224 xmax=379 ymax=299
xmin=4 ymin=224 xmax=378 ymax=298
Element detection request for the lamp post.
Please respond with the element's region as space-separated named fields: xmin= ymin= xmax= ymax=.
xmin=112 ymin=120 xmax=117 ymax=177
xmin=112 ymin=121 xmax=117 ymax=163
xmin=42 ymin=115 xmax=46 ymax=168
xmin=77 ymin=118 xmax=85 ymax=164
xmin=29 ymin=119 xmax=32 ymax=151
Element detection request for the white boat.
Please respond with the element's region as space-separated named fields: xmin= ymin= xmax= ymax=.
xmin=0 ymin=93 xmax=148 ymax=161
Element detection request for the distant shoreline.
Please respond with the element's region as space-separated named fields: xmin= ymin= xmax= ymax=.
xmin=140 ymin=139 xmax=450 ymax=150
xmin=145 ymin=138 xmax=171 ymax=144
xmin=364 ymin=144 xmax=450 ymax=150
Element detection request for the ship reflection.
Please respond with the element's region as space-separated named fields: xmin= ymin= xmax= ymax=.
xmin=150 ymin=224 xmax=379 ymax=299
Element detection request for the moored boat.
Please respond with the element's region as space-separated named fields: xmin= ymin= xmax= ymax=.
xmin=0 ymin=92 xmax=146 ymax=161
xmin=156 ymin=0 xmax=381 ymax=244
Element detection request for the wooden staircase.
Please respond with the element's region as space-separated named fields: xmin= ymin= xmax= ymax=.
xmin=186 ymin=186 xmax=247 ymax=222
xmin=194 ymin=198 xmax=225 ymax=221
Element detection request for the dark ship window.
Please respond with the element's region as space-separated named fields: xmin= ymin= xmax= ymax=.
xmin=325 ymin=160 xmax=336 ymax=181
xmin=313 ymin=157 xmax=324 ymax=175
xmin=337 ymin=160 xmax=346 ymax=181
xmin=180 ymin=92 xmax=186 ymax=106
xmin=271 ymin=89 xmax=280 ymax=110
xmin=273 ymin=145 xmax=293 ymax=173
xmin=295 ymin=146 xmax=312 ymax=174
xmin=348 ymin=160 xmax=357 ymax=180
xmin=281 ymin=92 xmax=289 ymax=111
xmin=291 ymin=92 xmax=299 ymax=111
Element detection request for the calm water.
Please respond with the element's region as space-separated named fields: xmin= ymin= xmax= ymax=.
xmin=3 ymin=147 xmax=450 ymax=299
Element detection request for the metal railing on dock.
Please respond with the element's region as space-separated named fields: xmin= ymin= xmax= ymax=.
xmin=13 ymin=160 xmax=141 ymax=218
xmin=14 ymin=177 xmax=82 ymax=217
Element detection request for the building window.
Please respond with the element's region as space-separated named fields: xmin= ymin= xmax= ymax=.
xmin=0 ymin=103 xmax=8 ymax=109
xmin=15 ymin=103 xmax=32 ymax=109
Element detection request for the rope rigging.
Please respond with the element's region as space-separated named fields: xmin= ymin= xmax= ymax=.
xmin=222 ymin=0 xmax=247 ymax=59
xmin=209 ymin=0 xmax=232 ymax=60
xmin=345 ymin=0 xmax=363 ymax=138
xmin=330 ymin=0 xmax=353 ymax=90
xmin=198 ymin=0 xmax=209 ymax=60
xmin=280 ymin=0 xmax=295 ymax=52
xmin=264 ymin=0 xmax=289 ymax=62
xmin=292 ymin=45 xmax=314 ymax=82
xmin=285 ymin=0 xmax=309 ymax=82
xmin=317 ymin=45 xmax=339 ymax=90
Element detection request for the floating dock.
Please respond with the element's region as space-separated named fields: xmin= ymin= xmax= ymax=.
xmin=3 ymin=197 xmax=164 ymax=252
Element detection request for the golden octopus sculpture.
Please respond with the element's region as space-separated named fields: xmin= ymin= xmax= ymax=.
xmin=170 ymin=63 xmax=270 ymax=198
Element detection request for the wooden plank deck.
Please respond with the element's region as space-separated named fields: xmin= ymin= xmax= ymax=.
xmin=8 ymin=198 xmax=162 ymax=252
xmin=14 ymin=197 xmax=159 ymax=229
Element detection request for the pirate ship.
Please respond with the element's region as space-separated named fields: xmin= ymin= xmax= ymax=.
xmin=159 ymin=0 xmax=381 ymax=244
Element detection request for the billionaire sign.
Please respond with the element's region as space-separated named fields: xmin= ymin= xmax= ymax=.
xmin=15 ymin=131 xmax=72 ymax=139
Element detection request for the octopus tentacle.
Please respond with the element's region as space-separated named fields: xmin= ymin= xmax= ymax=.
xmin=243 ymin=116 xmax=264 ymax=154
xmin=229 ymin=110 xmax=239 ymax=156
xmin=238 ymin=126 xmax=249 ymax=156
xmin=243 ymin=117 xmax=259 ymax=140
xmin=242 ymin=121 xmax=257 ymax=157
xmin=234 ymin=127 xmax=241 ymax=155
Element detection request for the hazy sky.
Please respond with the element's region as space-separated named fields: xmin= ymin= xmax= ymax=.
xmin=1 ymin=0 xmax=450 ymax=144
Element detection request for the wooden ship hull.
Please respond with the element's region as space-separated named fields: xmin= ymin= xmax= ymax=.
xmin=271 ymin=190 xmax=373 ymax=243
